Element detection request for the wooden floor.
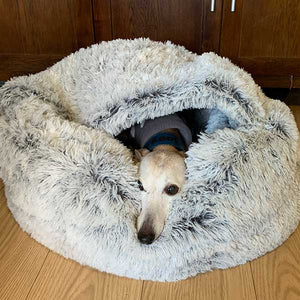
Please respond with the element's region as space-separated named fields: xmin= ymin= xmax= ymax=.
xmin=0 ymin=106 xmax=300 ymax=300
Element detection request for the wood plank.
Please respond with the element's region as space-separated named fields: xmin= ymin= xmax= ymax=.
xmin=220 ymin=0 xmax=300 ymax=80
xmin=0 ymin=0 xmax=94 ymax=81
xmin=230 ymin=58 xmax=300 ymax=77
xmin=73 ymin=0 xmax=96 ymax=48
xmin=0 ymin=0 xmax=24 ymax=54
xmin=221 ymin=0 xmax=300 ymax=60
xmin=250 ymin=224 xmax=300 ymax=300
xmin=0 ymin=54 xmax=64 ymax=81
xmin=0 ymin=188 xmax=49 ymax=300
xmin=290 ymin=106 xmax=300 ymax=129
xmin=202 ymin=0 xmax=223 ymax=53
xmin=220 ymin=0 xmax=243 ymax=58
xmin=286 ymin=93 xmax=300 ymax=107
xmin=0 ymin=0 xmax=94 ymax=79
xmin=27 ymin=251 xmax=143 ymax=300
xmin=251 ymin=105 xmax=300 ymax=300
xmin=253 ymin=76 xmax=292 ymax=89
xmin=0 ymin=0 xmax=94 ymax=55
xmin=93 ymin=0 xmax=113 ymax=41
xmin=238 ymin=1 xmax=300 ymax=59
xmin=142 ymin=263 xmax=257 ymax=300
xmin=292 ymin=78 xmax=300 ymax=89
xmin=0 ymin=179 xmax=3 ymax=190
xmin=111 ymin=0 xmax=204 ymax=53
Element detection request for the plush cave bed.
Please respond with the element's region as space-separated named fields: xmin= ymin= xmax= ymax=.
xmin=0 ymin=39 xmax=299 ymax=282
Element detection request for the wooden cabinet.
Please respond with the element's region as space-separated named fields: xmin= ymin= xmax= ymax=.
xmin=106 ymin=0 xmax=222 ymax=54
xmin=0 ymin=0 xmax=94 ymax=80
xmin=220 ymin=0 xmax=300 ymax=87
xmin=1 ymin=0 xmax=300 ymax=89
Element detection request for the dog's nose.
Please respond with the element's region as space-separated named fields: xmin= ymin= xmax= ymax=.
xmin=138 ymin=232 xmax=155 ymax=244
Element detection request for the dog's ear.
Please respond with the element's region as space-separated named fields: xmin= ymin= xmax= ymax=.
xmin=179 ymin=151 xmax=187 ymax=158
xmin=135 ymin=149 xmax=150 ymax=161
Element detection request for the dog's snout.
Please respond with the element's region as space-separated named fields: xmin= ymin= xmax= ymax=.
xmin=138 ymin=232 xmax=155 ymax=244
xmin=137 ymin=219 xmax=156 ymax=244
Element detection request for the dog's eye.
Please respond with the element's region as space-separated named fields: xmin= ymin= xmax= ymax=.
xmin=137 ymin=180 xmax=144 ymax=191
xmin=165 ymin=184 xmax=179 ymax=196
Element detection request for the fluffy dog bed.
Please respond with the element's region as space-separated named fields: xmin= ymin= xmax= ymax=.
xmin=0 ymin=39 xmax=299 ymax=282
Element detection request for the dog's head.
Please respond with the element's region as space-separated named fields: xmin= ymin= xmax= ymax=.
xmin=135 ymin=148 xmax=186 ymax=244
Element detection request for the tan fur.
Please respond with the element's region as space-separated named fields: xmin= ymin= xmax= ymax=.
xmin=136 ymin=129 xmax=187 ymax=243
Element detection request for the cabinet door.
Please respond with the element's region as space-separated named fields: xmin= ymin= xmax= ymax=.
xmin=0 ymin=0 xmax=94 ymax=80
xmin=105 ymin=0 xmax=222 ymax=54
xmin=220 ymin=0 xmax=300 ymax=87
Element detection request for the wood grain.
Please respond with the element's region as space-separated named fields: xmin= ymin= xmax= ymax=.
xmin=0 ymin=0 xmax=94 ymax=55
xmin=290 ymin=106 xmax=300 ymax=128
xmin=73 ymin=0 xmax=95 ymax=49
xmin=250 ymin=225 xmax=300 ymax=300
xmin=27 ymin=252 xmax=143 ymax=300
xmin=142 ymin=264 xmax=256 ymax=300
xmin=286 ymin=92 xmax=300 ymax=106
xmin=93 ymin=0 xmax=113 ymax=41
xmin=201 ymin=0 xmax=223 ymax=53
xmin=0 ymin=188 xmax=49 ymax=300
xmin=0 ymin=0 xmax=94 ymax=80
xmin=111 ymin=0 xmax=204 ymax=53
xmin=250 ymin=106 xmax=300 ymax=300
xmin=221 ymin=0 xmax=300 ymax=59
xmin=229 ymin=58 xmax=300 ymax=77
xmin=293 ymin=77 xmax=300 ymax=89
xmin=0 ymin=54 xmax=64 ymax=80
xmin=220 ymin=0 xmax=243 ymax=58
xmin=254 ymin=76 xmax=292 ymax=88
xmin=239 ymin=0 xmax=300 ymax=59
xmin=220 ymin=0 xmax=300 ymax=82
xmin=0 ymin=0 xmax=24 ymax=54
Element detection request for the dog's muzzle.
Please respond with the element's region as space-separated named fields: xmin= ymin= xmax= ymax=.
xmin=137 ymin=218 xmax=155 ymax=244
xmin=138 ymin=231 xmax=155 ymax=245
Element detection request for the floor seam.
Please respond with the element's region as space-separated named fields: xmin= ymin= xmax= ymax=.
xmin=25 ymin=250 xmax=50 ymax=300
xmin=249 ymin=262 xmax=259 ymax=300
xmin=140 ymin=280 xmax=145 ymax=300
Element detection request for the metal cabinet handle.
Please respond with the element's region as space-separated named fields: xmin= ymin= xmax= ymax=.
xmin=211 ymin=0 xmax=215 ymax=12
xmin=231 ymin=0 xmax=236 ymax=12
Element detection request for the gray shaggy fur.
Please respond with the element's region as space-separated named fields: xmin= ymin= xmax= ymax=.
xmin=0 ymin=39 xmax=299 ymax=281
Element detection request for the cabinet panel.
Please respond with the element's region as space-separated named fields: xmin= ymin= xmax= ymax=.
xmin=0 ymin=0 xmax=94 ymax=80
xmin=0 ymin=0 xmax=94 ymax=55
xmin=93 ymin=0 xmax=112 ymax=41
xmin=220 ymin=0 xmax=300 ymax=83
xmin=110 ymin=0 xmax=221 ymax=54
xmin=0 ymin=54 xmax=64 ymax=81
xmin=239 ymin=1 xmax=300 ymax=59
xmin=0 ymin=0 xmax=24 ymax=54
xmin=202 ymin=0 xmax=224 ymax=53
